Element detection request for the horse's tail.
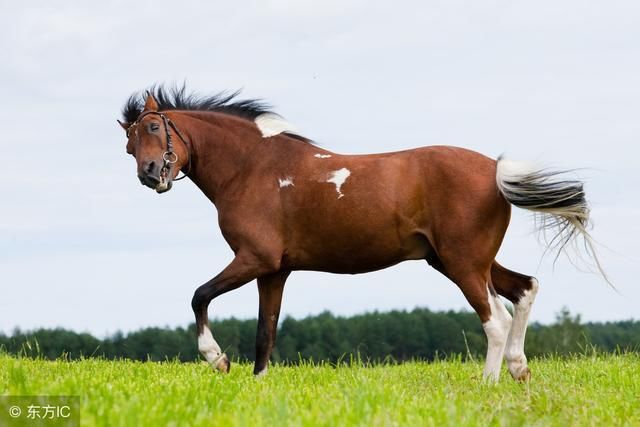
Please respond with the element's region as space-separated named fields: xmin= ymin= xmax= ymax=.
xmin=495 ymin=156 xmax=611 ymax=286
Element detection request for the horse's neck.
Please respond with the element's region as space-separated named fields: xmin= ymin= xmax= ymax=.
xmin=178 ymin=112 xmax=303 ymax=204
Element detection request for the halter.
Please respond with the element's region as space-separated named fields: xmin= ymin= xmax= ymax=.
xmin=127 ymin=111 xmax=192 ymax=181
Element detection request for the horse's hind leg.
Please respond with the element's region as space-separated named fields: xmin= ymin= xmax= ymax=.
xmin=436 ymin=264 xmax=512 ymax=382
xmin=491 ymin=262 xmax=539 ymax=381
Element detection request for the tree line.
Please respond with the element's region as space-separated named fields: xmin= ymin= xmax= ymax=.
xmin=1 ymin=308 xmax=638 ymax=363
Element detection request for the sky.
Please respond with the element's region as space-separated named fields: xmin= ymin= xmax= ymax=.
xmin=1 ymin=1 xmax=639 ymax=336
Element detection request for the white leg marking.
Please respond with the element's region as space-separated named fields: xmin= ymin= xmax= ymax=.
xmin=278 ymin=177 xmax=294 ymax=188
xmin=482 ymin=286 xmax=512 ymax=382
xmin=326 ymin=168 xmax=351 ymax=198
xmin=314 ymin=154 xmax=332 ymax=158
xmin=505 ymin=278 xmax=539 ymax=380
xmin=198 ymin=326 xmax=225 ymax=369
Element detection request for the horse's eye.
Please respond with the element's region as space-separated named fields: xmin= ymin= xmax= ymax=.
xmin=150 ymin=123 xmax=160 ymax=132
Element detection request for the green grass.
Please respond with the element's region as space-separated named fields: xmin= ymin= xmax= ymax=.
xmin=1 ymin=353 xmax=639 ymax=426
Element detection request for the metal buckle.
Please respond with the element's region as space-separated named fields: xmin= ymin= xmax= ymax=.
xmin=162 ymin=151 xmax=178 ymax=164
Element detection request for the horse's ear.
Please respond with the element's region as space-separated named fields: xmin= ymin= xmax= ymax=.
xmin=143 ymin=92 xmax=159 ymax=111
xmin=117 ymin=119 xmax=130 ymax=131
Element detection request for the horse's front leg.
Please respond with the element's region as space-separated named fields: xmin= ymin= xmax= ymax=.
xmin=191 ymin=252 xmax=277 ymax=373
xmin=254 ymin=271 xmax=290 ymax=376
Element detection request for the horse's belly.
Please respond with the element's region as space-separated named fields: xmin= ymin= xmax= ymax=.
xmin=283 ymin=222 xmax=431 ymax=274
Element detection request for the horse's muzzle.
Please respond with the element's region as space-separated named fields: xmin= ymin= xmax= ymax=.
xmin=155 ymin=180 xmax=172 ymax=193
xmin=138 ymin=172 xmax=159 ymax=188
xmin=138 ymin=172 xmax=173 ymax=193
xmin=138 ymin=160 xmax=173 ymax=193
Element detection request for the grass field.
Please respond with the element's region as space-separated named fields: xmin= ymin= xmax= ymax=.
xmin=1 ymin=353 xmax=639 ymax=426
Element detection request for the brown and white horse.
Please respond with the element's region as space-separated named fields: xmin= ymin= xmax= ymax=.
xmin=119 ymin=86 xmax=604 ymax=381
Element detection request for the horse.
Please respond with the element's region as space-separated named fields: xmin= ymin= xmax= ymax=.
xmin=118 ymin=85 xmax=605 ymax=382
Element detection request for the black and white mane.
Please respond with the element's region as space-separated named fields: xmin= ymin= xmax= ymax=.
xmin=122 ymin=84 xmax=274 ymax=124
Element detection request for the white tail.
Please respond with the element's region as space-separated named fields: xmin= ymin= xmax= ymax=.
xmin=496 ymin=157 xmax=611 ymax=286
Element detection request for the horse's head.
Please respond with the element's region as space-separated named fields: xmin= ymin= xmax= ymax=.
xmin=119 ymin=94 xmax=190 ymax=194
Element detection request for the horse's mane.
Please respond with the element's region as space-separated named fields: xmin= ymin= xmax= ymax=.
xmin=121 ymin=84 xmax=275 ymax=124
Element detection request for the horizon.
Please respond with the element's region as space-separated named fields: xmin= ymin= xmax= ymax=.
xmin=1 ymin=304 xmax=632 ymax=340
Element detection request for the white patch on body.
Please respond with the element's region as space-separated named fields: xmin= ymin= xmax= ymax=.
xmin=326 ymin=168 xmax=351 ymax=199
xmin=278 ymin=177 xmax=294 ymax=188
xmin=314 ymin=154 xmax=332 ymax=158
xmin=255 ymin=113 xmax=300 ymax=138
xmin=505 ymin=278 xmax=539 ymax=379
xmin=198 ymin=326 xmax=226 ymax=369
xmin=482 ymin=286 xmax=512 ymax=382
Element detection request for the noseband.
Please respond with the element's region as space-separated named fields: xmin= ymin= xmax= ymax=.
xmin=127 ymin=111 xmax=192 ymax=181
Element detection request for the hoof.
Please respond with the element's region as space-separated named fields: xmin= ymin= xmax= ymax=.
xmin=214 ymin=353 xmax=230 ymax=373
xmin=514 ymin=367 xmax=531 ymax=382
xmin=254 ymin=367 xmax=268 ymax=377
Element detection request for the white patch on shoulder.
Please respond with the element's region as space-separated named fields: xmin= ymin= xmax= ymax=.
xmin=314 ymin=154 xmax=332 ymax=158
xmin=255 ymin=113 xmax=299 ymax=138
xmin=327 ymin=168 xmax=351 ymax=198
xmin=278 ymin=177 xmax=294 ymax=188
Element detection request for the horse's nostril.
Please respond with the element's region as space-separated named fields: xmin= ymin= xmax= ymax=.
xmin=146 ymin=161 xmax=156 ymax=174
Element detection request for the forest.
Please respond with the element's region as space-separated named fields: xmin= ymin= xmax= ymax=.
xmin=1 ymin=308 xmax=638 ymax=362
